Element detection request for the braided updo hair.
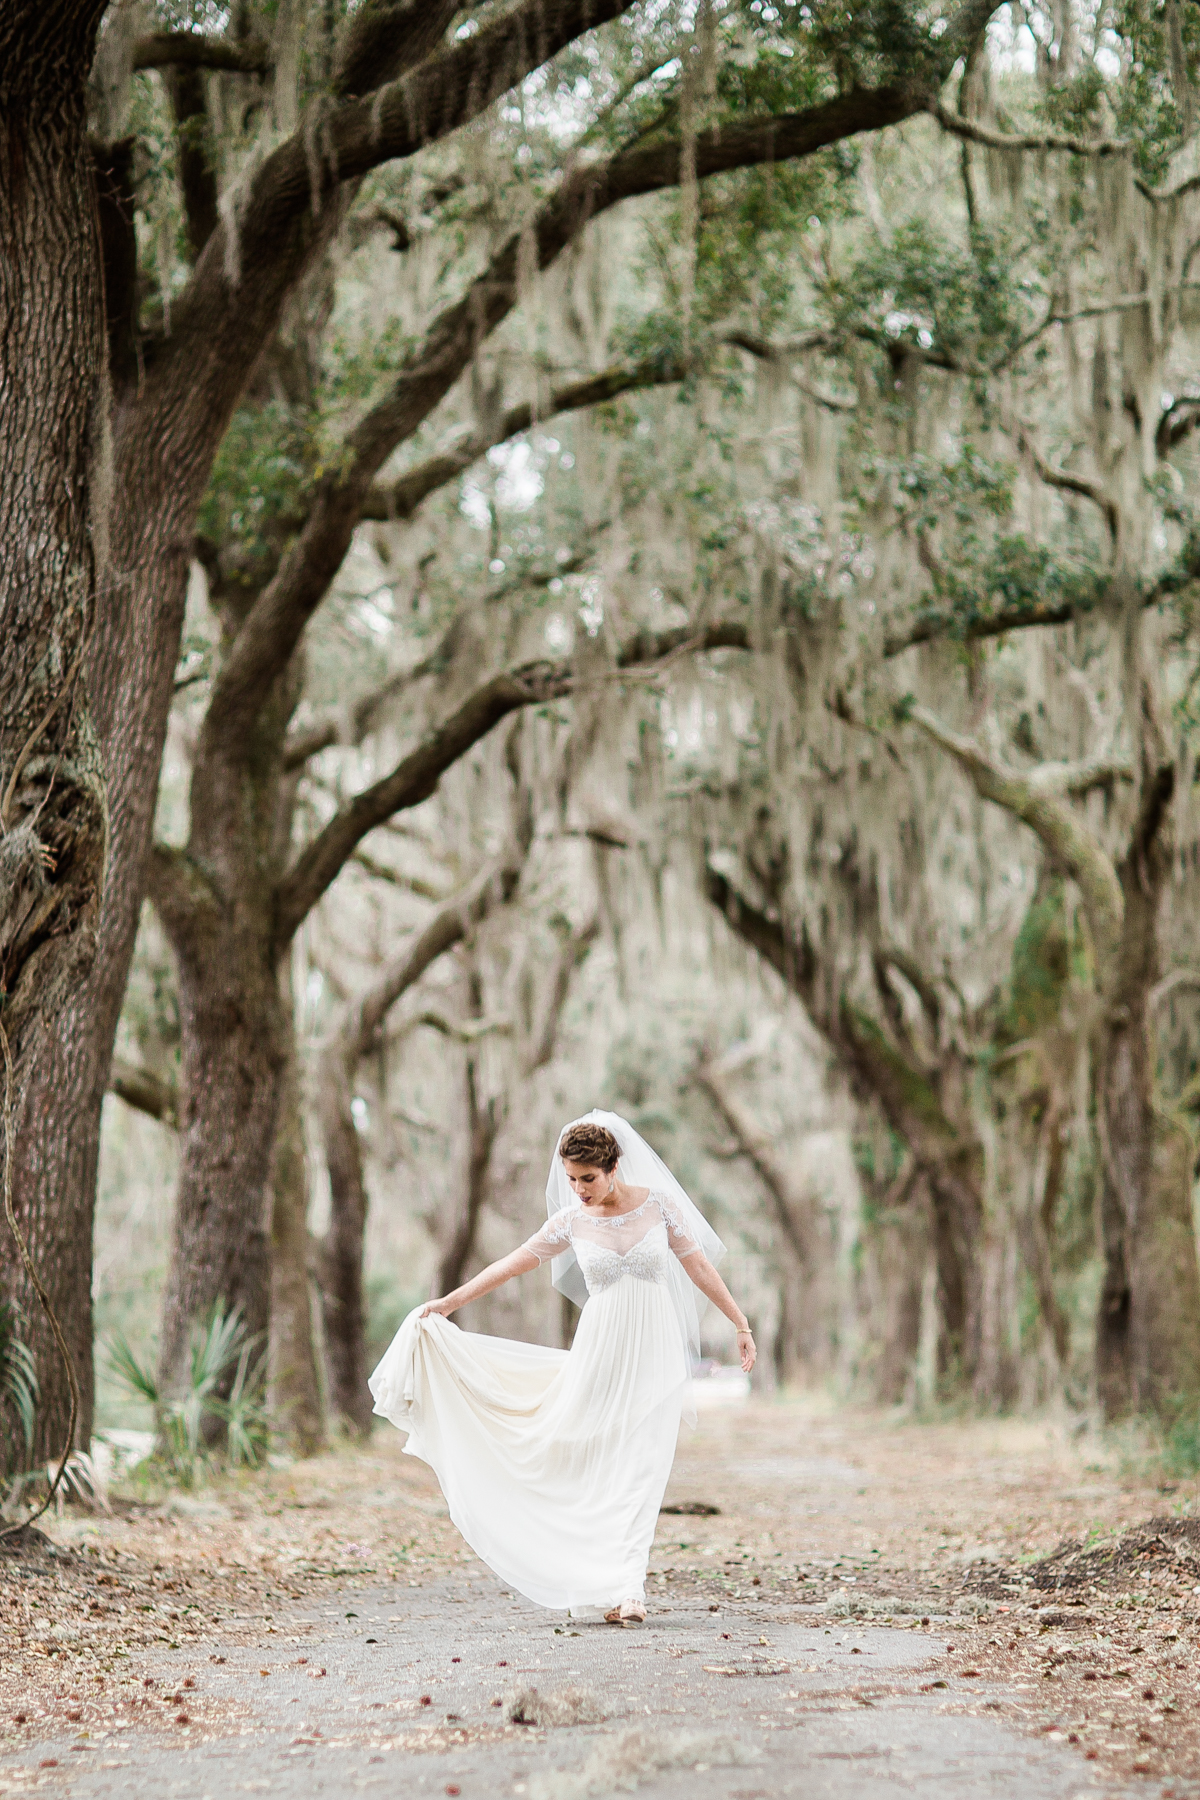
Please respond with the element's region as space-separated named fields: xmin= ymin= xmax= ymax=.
xmin=558 ymin=1120 xmax=621 ymax=1172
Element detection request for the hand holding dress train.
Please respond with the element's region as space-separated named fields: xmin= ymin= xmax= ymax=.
xmin=367 ymin=1113 xmax=756 ymax=1615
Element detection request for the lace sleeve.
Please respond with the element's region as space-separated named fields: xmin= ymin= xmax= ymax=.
xmin=656 ymin=1193 xmax=700 ymax=1259
xmin=522 ymin=1207 xmax=576 ymax=1264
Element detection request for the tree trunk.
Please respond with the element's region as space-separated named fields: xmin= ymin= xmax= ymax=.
xmin=5 ymin=481 xmax=201 ymax=1462
xmin=268 ymin=982 xmax=324 ymax=1454
xmin=147 ymin=591 xmax=320 ymax=1414
xmin=1096 ymin=773 xmax=1200 ymax=1414
xmin=692 ymin=1057 xmax=814 ymax=1378
xmin=312 ymin=849 xmax=548 ymax=1431
xmin=923 ymin=1161 xmax=985 ymax=1384
xmin=908 ymin=702 xmax=1200 ymax=1418
xmin=703 ymin=868 xmax=986 ymax=1388
xmin=1024 ymin=1099 xmax=1072 ymax=1371
xmin=819 ymin=1006 xmax=985 ymax=1382
xmin=315 ymin=1047 xmax=373 ymax=1437
xmin=863 ymin=1207 xmax=925 ymax=1405
xmin=153 ymin=915 xmax=283 ymax=1408
xmin=0 ymin=7 xmax=111 ymax=1470
xmin=0 ymin=5 xmax=109 ymax=1102
xmin=436 ymin=1056 xmax=499 ymax=1298
xmin=4 ymin=1036 xmax=104 ymax=1468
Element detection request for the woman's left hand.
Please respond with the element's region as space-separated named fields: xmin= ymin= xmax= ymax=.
xmin=737 ymin=1329 xmax=756 ymax=1374
xmin=420 ymin=1297 xmax=456 ymax=1319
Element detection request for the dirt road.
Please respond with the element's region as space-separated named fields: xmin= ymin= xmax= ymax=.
xmin=1 ymin=1393 xmax=1195 ymax=1799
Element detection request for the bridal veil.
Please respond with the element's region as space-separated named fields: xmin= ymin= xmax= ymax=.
xmin=545 ymin=1107 xmax=726 ymax=1370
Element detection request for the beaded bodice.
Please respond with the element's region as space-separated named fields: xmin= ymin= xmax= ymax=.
xmin=572 ymin=1223 xmax=672 ymax=1293
xmin=524 ymin=1193 xmax=699 ymax=1297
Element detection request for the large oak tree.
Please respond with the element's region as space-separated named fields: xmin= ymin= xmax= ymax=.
xmin=1 ymin=0 xmax=999 ymax=1464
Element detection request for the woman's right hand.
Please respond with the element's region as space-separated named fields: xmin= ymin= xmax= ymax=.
xmin=420 ymin=1297 xmax=456 ymax=1319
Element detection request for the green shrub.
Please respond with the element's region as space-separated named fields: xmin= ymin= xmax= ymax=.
xmin=107 ymin=1303 xmax=268 ymax=1487
xmin=0 ymin=1301 xmax=37 ymax=1462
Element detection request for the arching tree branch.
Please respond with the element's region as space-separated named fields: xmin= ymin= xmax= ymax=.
xmin=903 ymin=702 xmax=1125 ymax=968
xmin=341 ymin=856 xmax=526 ymax=1064
xmin=930 ymin=100 xmax=1131 ymax=159
xmin=147 ymin=0 xmax=641 ymax=425
xmin=131 ymin=32 xmax=272 ymax=74
xmin=363 ymin=351 xmax=688 ymax=527
xmin=881 ymin=536 xmax=1200 ymax=657
xmin=1013 ymin=423 xmax=1119 ymax=543
xmin=194 ymin=88 xmax=938 ymax=787
xmin=107 ymin=1057 xmax=180 ymax=1128
xmin=275 ymin=621 xmax=751 ymax=946
xmin=693 ymin=1054 xmax=814 ymax=1268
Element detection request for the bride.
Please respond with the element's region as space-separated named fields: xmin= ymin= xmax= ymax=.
xmin=368 ymin=1110 xmax=756 ymax=1623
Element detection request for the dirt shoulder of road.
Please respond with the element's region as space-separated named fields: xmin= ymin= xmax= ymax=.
xmin=1 ymin=1394 xmax=1196 ymax=1792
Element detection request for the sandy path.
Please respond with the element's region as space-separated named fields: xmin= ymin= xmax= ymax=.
xmin=0 ymin=1393 xmax=1193 ymax=1797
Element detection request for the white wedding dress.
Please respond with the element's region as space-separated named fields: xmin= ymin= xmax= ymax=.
xmin=368 ymin=1192 xmax=700 ymax=1611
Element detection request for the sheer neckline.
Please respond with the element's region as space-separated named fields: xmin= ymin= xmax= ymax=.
xmin=575 ymin=1221 xmax=668 ymax=1265
xmin=576 ymin=1191 xmax=659 ymax=1225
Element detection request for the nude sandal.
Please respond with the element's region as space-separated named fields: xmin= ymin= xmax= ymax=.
xmin=604 ymin=1598 xmax=647 ymax=1624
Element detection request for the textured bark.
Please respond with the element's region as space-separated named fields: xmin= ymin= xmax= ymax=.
xmin=0 ymin=2 xmax=112 ymax=1471
xmin=7 ymin=406 xmax=199 ymax=1461
xmin=147 ymin=644 xmax=304 ymax=1409
xmin=150 ymin=855 xmax=285 ymax=1410
xmin=0 ymin=5 xmax=109 ymax=1099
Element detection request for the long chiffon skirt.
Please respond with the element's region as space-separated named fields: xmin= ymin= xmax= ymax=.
xmin=368 ymin=1280 xmax=687 ymax=1610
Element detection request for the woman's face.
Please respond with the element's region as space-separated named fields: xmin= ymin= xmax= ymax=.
xmin=562 ymin=1159 xmax=615 ymax=1203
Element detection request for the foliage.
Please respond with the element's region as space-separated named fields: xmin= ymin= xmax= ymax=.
xmin=1106 ymin=0 xmax=1200 ymax=182
xmin=196 ymin=403 xmax=318 ymax=590
xmin=832 ymin=218 xmax=1032 ymax=367
xmin=1163 ymin=1407 xmax=1200 ymax=1479
xmin=1000 ymin=878 xmax=1075 ymax=1045
xmin=364 ymin=1273 xmax=424 ymax=1372
xmin=108 ymin=1306 xmax=268 ymax=1487
xmin=0 ymin=1301 xmax=37 ymax=1463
